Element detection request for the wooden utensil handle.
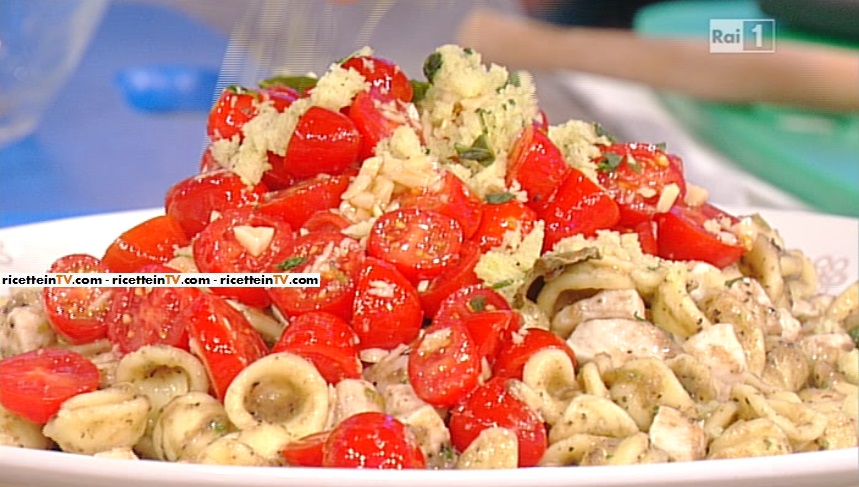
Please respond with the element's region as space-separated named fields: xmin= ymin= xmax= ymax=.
xmin=458 ymin=8 xmax=859 ymax=113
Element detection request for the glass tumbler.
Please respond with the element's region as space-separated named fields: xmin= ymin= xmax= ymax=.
xmin=0 ymin=0 xmax=108 ymax=146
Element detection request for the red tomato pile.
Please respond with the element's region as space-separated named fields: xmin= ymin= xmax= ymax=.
xmin=0 ymin=51 xmax=750 ymax=468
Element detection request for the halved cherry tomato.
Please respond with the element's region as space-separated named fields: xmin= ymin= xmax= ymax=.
xmin=198 ymin=146 xmax=220 ymax=173
xmin=184 ymin=292 xmax=268 ymax=401
xmin=341 ymin=55 xmax=413 ymax=103
xmin=256 ymin=174 xmax=351 ymax=229
xmin=408 ymin=320 xmax=481 ymax=408
xmin=323 ymin=412 xmax=425 ymax=469
xmin=596 ymin=142 xmax=687 ymax=227
xmin=261 ymin=152 xmax=296 ymax=190
xmin=418 ymin=241 xmax=482 ymax=318
xmin=302 ymin=210 xmax=351 ymax=233
xmin=106 ymin=264 xmax=200 ymax=355
xmin=535 ymin=167 xmax=620 ymax=252
xmin=449 ymin=377 xmax=547 ymax=467
xmin=471 ymin=198 xmax=537 ymax=252
xmin=42 ymin=254 xmax=113 ymax=344
xmin=352 ymin=258 xmax=423 ymax=350
xmin=506 ymin=124 xmax=570 ymax=206
xmin=267 ymin=232 xmax=364 ymax=321
xmin=398 ymin=171 xmax=483 ymax=239
xmin=617 ymin=220 xmax=658 ymax=255
xmin=207 ymin=85 xmax=261 ymax=142
xmin=101 ymin=215 xmax=189 ymax=273
xmin=492 ymin=328 xmax=577 ymax=380
xmin=347 ymin=90 xmax=409 ymax=161
xmin=193 ymin=208 xmax=293 ymax=307
xmin=165 ymin=170 xmax=268 ymax=239
xmin=655 ymin=203 xmax=746 ymax=268
xmin=433 ymin=284 xmax=511 ymax=325
xmin=0 ymin=348 xmax=100 ymax=424
xmin=272 ymin=106 xmax=361 ymax=181
xmin=270 ymin=311 xmax=361 ymax=384
xmin=367 ymin=208 xmax=463 ymax=283
xmin=282 ymin=431 xmax=330 ymax=467
xmin=461 ymin=310 xmax=522 ymax=365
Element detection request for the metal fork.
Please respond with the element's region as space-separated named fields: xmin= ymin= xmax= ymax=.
xmin=213 ymin=0 xmax=399 ymax=98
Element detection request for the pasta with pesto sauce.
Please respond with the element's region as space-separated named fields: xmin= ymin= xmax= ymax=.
xmin=0 ymin=43 xmax=856 ymax=471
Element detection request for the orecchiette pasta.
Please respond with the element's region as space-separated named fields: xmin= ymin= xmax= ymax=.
xmin=42 ymin=383 xmax=150 ymax=455
xmin=152 ymin=391 xmax=230 ymax=462
xmin=224 ymin=352 xmax=328 ymax=438
xmin=455 ymin=427 xmax=518 ymax=470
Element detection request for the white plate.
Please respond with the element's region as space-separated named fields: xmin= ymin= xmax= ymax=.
xmin=0 ymin=207 xmax=857 ymax=487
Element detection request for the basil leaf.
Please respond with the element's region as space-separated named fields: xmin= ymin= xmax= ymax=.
xmin=410 ymin=79 xmax=430 ymax=103
xmin=655 ymin=142 xmax=667 ymax=151
xmin=258 ymin=75 xmax=318 ymax=95
xmin=277 ymin=256 xmax=307 ymax=271
xmin=455 ymin=134 xmax=495 ymax=166
xmin=485 ymin=192 xmax=516 ymax=205
xmin=596 ymin=152 xmax=624 ymax=172
xmin=423 ymin=52 xmax=443 ymax=82
xmin=593 ymin=123 xmax=617 ymax=143
xmin=491 ymin=279 xmax=515 ymax=290
xmin=468 ymin=295 xmax=486 ymax=312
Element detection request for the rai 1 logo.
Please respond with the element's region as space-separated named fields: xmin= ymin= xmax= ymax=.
xmin=709 ymin=19 xmax=776 ymax=53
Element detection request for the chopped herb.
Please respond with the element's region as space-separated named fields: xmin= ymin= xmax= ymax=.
xmin=455 ymin=133 xmax=495 ymax=166
xmin=468 ymin=295 xmax=487 ymax=312
xmin=491 ymin=279 xmax=515 ymax=290
xmin=655 ymin=142 xmax=667 ymax=151
xmin=633 ymin=312 xmax=647 ymax=322
xmin=485 ymin=192 xmax=516 ymax=204
xmin=209 ymin=419 xmax=228 ymax=434
xmin=593 ymin=123 xmax=617 ymax=143
xmin=277 ymin=256 xmax=307 ymax=271
xmin=626 ymin=156 xmax=642 ymax=174
xmin=724 ymin=277 xmax=744 ymax=288
xmin=410 ymin=79 xmax=430 ymax=103
xmin=506 ymin=70 xmax=521 ymax=87
xmin=441 ymin=444 xmax=456 ymax=462
xmin=848 ymin=327 xmax=859 ymax=347
xmin=463 ymin=47 xmax=474 ymax=55
xmin=423 ymin=52 xmax=443 ymax=82
xmin=258 ymin=75 xmax=318 ymax=96
xmin=597 ymin=152 xmax=624 ymax=172
xmin=763 ymin=438 xmax=773 ymax=450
